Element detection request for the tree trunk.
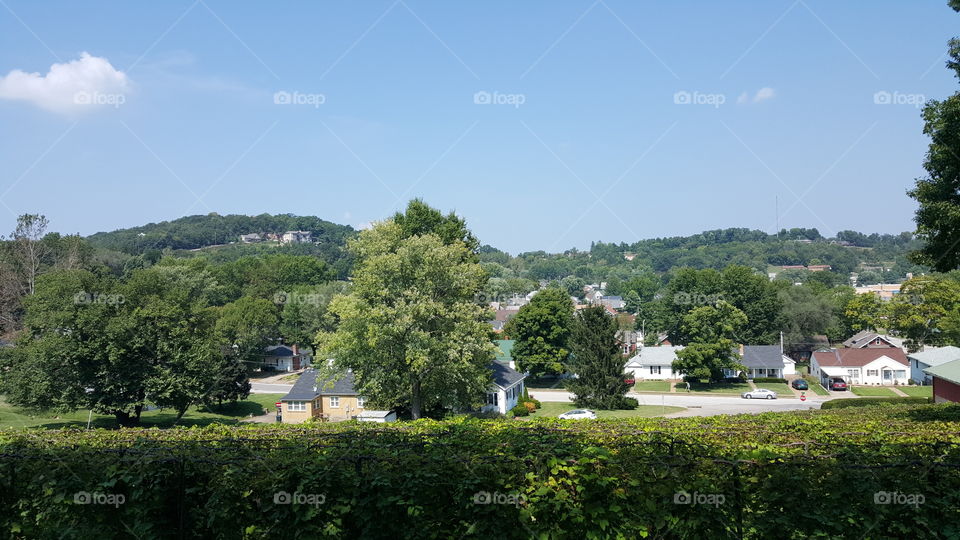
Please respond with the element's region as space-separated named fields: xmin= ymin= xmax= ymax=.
xmin=410 ymin=376 xmax=422 ymax=420
xmin=114 ymin=410 xmax=140 ymax=427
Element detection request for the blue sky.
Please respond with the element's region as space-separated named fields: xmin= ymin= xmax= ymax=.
xmin=0 ymin=1 xmax=956 ymax=254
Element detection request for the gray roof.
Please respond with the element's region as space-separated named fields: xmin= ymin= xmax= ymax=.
xmin=280 ymin=369 xmax=358 ymax=401
xmin=740 ymin=345 xmax=790 ymax=369
xmin=490 ymin=361 xmax=525 ymax=389
xmin=842 ymin=330 xmax=895 ymax=348
xmin=625 ymin=346 xmax=682 ymax=367
xmin=908 ymin=346 xmax=960 ymax=368
xmin=264 ymin=345 xmax=295 ymax=357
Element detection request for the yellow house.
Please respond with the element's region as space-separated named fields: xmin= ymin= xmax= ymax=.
xmin=279 ymin=369 xmax=369 ymax=423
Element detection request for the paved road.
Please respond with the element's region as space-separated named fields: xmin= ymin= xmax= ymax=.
xmin=529 ymin=390 xmax=823 ymax=417
xmin=251 ymin=382 xmax=293 ymax=394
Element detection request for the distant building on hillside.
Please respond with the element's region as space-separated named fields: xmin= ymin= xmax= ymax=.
xmin=281 ymin=231 xmax=312 ymax=244
xmin=855 ymin=283 xmax=901 ymax=301
xmin=239 ymin=233 xmax=262 ymax=243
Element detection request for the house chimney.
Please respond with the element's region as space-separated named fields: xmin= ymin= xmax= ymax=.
xmin=739 ymin=344 xmax=744 ymax=355
xmin=292 ymin=343 xmax=299 ymax=356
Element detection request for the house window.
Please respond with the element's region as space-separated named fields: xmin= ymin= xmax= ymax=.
xmin=329 ymin=396 xmax=340 ymax=408
xmin=486 ymin=392 xmax=498 ymax=406
xmin=287 ymin=401 xmax=305 ymax=412
xmin=867 ymin=370 xmax=878 ymax=377
xmin=650 ymin=366 xmax=661 ymax=375
xmin=357 ymin=396 xmax=366 ymax=408
xmin=894 ymin=370 xmax=906 ymax=379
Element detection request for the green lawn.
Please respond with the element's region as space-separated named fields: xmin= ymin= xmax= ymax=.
xmin=803 ymin=378 xmax=830 ymax=396
xmin=756 ymin=383 xmax=794 ymax=397
xmin=0 ymin=394 xmax=284 ymax=430
xmin=528 ymin=401 xmax=684 ymax=419
xmin=631 ymin=380 xmax=671 ymax=392
xmin=685 ymin=381 xmax=752 ymax=394
xmin=897 ymin=386 xmax=933 ymax=398
xmin=851 ymin=386 xmax=897 ymax=397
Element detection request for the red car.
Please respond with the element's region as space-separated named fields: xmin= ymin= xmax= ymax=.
xmin=624 ymin=377 xmax=636 ymax=385
xmin=829 ymin=379 xmax=848 ymax=391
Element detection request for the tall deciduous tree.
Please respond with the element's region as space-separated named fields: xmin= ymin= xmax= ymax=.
xmin=672 ymin=300 xmax=747 ymax=381
xmin=318 ymin=207 xmax=493 ymax=420
xmin=505 ymin=288 xmax=574 ymax=378
xmin=565 ymin=306 xmax=630 ymax=409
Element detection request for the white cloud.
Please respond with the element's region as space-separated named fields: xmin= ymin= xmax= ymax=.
xmin=753 ymin=87 xmax=775 ymax=103
xmin=737 ymin=92 xmax=749 ymax=104
xmin=0 ymin=52 xmax=130 ymax=114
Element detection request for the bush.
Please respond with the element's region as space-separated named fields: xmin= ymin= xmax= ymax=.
xmin=510 ymin=404 xmax=530 ymax=416
xmin=523 ymin=401 xmax=536 ymax=412
xmin=617 ymin=396 xmax=639 ymax=410
xmin=517 ymin=395 xmax=541 ymax=410
xmin=821 ymin=397 xmax=931 ymax=409
xmin=752 ymin=377 xmax=787 ymax=384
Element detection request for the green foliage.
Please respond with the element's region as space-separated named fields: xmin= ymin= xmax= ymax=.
xmin=565 ymin=306 xmax=630 ymax=409
xmin=2 ymin=405 xmax=960 ymax=538
xmin=820 ymin=397 xmax=931 ymax=409
xmin=510 ymin=403 xmax=530 ymax=416
xmin=751 ymin=377 xmax=788 ymax=384
xmin=505 ymin=288 xmax=574 ymax=378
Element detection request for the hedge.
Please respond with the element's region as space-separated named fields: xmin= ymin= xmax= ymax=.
xmin=1 ymin=405 xmax=960 ymax=538
xmin=820 ymin=396 xmax=932 ymax=409
xmin=751 ymin=377 xmax=788 ymax=384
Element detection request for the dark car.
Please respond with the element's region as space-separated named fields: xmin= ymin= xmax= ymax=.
xmin=791 ymin=379 xmax=809 ymax=390
xmin=829 ymin=379 xmax=848 ymax=391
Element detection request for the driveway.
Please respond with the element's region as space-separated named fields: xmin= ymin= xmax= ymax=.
xmin=251 ymin=382 xmax=294 ymax=394
xmin=529 ymin=390 xmax=822 ymax=417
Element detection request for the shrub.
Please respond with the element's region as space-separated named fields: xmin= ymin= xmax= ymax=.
xmin=821 ymin=397 xmax=931 ymax=409
xmin=617 ymin=396 xmax=639 ymax=410
xmin=523 ymin=401 xmax=536 ymax=412
xmin=752 ymin=377 xmax=787 ymax=384
xmin=510 ymin=404 xmax=530 ymax=416
xmin=530 ymin=398 xmax=541 ymax=409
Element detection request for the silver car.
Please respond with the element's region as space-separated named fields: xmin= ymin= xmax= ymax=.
xmin=741 ymin=388 xmax=777 ymax=400
xmin=558 ymin=409 xmax=597 ymax=420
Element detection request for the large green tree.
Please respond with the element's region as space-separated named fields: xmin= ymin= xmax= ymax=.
xmin=672 ymin=301 xmax=747 ymax=381
xmin=505 ymin=287 xmax=574 ymax=378
xmin=909 ymin=1 xmax=960 ymax=271
xmin=565 ymin=306 xmax=630 ymax=409
xmin=318 ymin=207 xmax=494 ymax=420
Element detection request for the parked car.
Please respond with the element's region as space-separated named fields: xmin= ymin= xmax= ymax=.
xmin=791 ymin=379 xmax=809 ymax=390
xmin=624 ymin=376 xmax=636 ymax=385
xmin=741 ymin=388 xmax=777 ymax=400
xmin=558 ymin=409 xmax=597 ymax=420
xmin=828 ymin=379 xmax=848 ymax=391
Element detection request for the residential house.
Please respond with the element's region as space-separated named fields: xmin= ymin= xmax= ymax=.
xmin=489 ymin=307 xmax=520 ymax=333
xmin=625 ymin=346 xmax=683 ymax=380
xmin=238 ymin=233 xmax=262 ymax=243
xmin=600 ymin=296 xmax=625 ymax=310
xmin=281 ymin=230 xmax=313 ymax=244
xmin=262 ymin=344 xmax=312 ymax=372
xmin=924 ymin=358 xmax=960 ymax=403
xmin=279 ymin=369 xmax=368 ymax=423
xmin=908 ymin=346 xmax=960 ymax=385
xmin=842 ymin=330 xmax=899 ymax=349
xmin=737 ymin=345 xmax=797 ymax=379
xmin=807 ymin=265 xmax=831 ymax=272
xmin=482 ymin=362 xmax=526 ymax=415
xmin=616 ymin=330 xmax=640 ymax=357
xmin=810 ymin=348 xmax=910 ymax=386
xmin=854 ymin=284 xmax=901 ymax=301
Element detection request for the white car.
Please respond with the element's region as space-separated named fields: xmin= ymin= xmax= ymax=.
xmin=741 ymin=388 xmax=777 ymax=400
xmin=558 ymin=409 xmax=597 ymax=420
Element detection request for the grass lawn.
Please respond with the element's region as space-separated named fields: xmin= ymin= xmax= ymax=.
xmin=528 ymin=401 xmax=684 ymax=419
xmin=631 ymin=380 xmax=671 ymax=392
xmin=756 ymin=383 xmax=794 ymax=397
xmin=851 ymin=386 xmax=897 ymax=397
xmin=0 ymin=394 xmax=285 ymax=430
xmin=897 ymin=386 xmax=933 ymax=398
xmin=685 ymin=381 xmax=752 ymax=394
xmin=804 ymin=378 xmax=831 ymax=396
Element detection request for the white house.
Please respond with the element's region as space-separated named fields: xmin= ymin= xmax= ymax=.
xmin=908 ymin=346 xmax=960 ymax=385
xmin=262 ymin=344 xmax=312 ymax=372
xmin=625 ymin=346 xmax=683 ymax=380
xmin=738 ymin=345 xmax=796 ymax=379
xmin=811 ymin=348 xmax=910 ymax=386
xmin=281 ymin=230 xmax=312 ymax=244
xmin=482 ymin=362 xmax=527 ymax=414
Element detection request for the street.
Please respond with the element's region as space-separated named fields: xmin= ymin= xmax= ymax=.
xmin=529 ymin=390 xmax=823 ymax=417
